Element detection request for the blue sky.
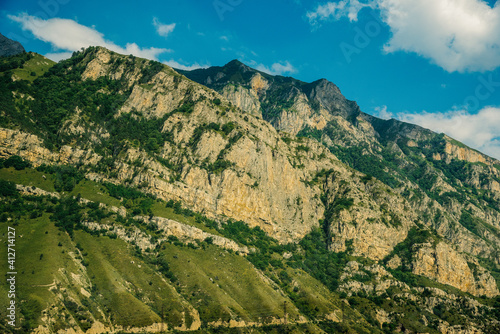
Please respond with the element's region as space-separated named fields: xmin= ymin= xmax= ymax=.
xmin=1 ymin=0 xmax=500 ymax=159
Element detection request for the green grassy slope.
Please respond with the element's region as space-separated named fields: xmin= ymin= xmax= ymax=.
xmin=10 ymin=53 xmax=55 ymax=82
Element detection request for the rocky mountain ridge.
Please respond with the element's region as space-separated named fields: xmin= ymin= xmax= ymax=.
xmin=0 ymin=46 xmax=499 ymax=333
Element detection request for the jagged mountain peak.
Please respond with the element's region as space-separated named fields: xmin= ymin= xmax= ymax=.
xmin=177 ymin=58 xmax=268 ymax=88
xmin=179 ymin=60 xmax=363 ymax=126
xmin=307 ymin=78 xmax=342 ymax=95
xmin=223 ymin=58 xmax=250 ymax=70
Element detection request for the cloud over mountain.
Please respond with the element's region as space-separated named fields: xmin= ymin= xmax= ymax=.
xmin=8 ymin=13 xmax=171 ymax=61
xmin=307 ymin=0 xmax=500 ymax=72
xmin=393 ymin=107 xmax=500 ymax=160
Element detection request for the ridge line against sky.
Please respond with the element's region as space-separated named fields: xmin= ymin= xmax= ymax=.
xmin=1 ymin=0 xmax=500 ymax=159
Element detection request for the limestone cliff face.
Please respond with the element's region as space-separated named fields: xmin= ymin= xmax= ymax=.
xmin=274 ymin=92 xmax=331 ymax=135
xmin=137 ymin=102 xmax=334 ymax=243
xmin=221 ymin=84 xmax=262 ymax=117
xmin=217 ymin=73 xmax=335 ymax=136
xmin=442 ymin=136 xmax=494 ymax=164
xmin=412 ymin=242 xmax=499 ymax=297
xmin=325 ymin=173 xmax=416 ymax=260
xmin=0 ymin=127 xmax=102 ymax=166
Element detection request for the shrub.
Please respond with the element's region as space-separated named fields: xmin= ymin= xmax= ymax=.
xmin=221 ymin=122 xmax=235 ymax=135
xmin=1 ymin=155 xmax=31 ymax=170
xmin=37 ymin=164 xmax=83 ymax=192
xmin=50 ymin=197 xmax=82 ymax=237
xmin=104 ymin=182 xmax=143 ymax=200
xmin=296 ymin=145 xmax=310 ymax=152
xmin=207 ymin=159 xmax=232 ymax=174
xmin=0 ymin=179 xmax=18 ymax=197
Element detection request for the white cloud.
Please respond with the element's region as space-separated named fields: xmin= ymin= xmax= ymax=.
xmin=397 ymin=107 xmax=500 ymax=160
xmin=307 ymin=0 xmax=500 ymax=72
xmin=152 ymin=18 xmax=176 ymax=37
xmin=255 ymin=61 xmax=297 ymax=76
xmin=379 ymin=0 xmax=500 ymax=72
xmin=163 ymin=59 xmax=209 ymax=71
xmin=307 ymin=0 xmax=375 ymax=24
xmin=44 ymin=51 xmax=74 ymax=62
xmin=374 ymin=105 xmax=393 ymax=120
xmin=9 ymin=13 xmax=171 ymax=61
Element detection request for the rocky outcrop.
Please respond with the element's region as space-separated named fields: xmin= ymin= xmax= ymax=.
xmin=16 ymin=184 xmax=60 ymax=198
xmin=326 ymin=174 xmax=416 ymax=260
xmin=84 ymin=215 xmax=249 ymax=255
xmin=339 ymin=261 xmax=410 ymax=296
xmin=221 ymin=84 xmax=262 ymax=117
xmin=305 ymin=78 xmax=359 ymax=120
xmin=443 ymin=137 xmax=490 ymax=164
xmin=412 ymin=242 xmax=499 ymax=297
xmin=0 ymin=127 xmax=102 ymax=166
xmin=149 ymin=216 xmax=249 ymax=254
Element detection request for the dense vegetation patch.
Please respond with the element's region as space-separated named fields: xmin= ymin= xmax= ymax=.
xmin=0 ymin=50 xmax=129 ymax=149
xmin=36 ymin=164 xmax=84 ymax=192
xmin=329 ymin=145 xmax=402 ymax=189
xmin=51 ymin=196 xmax=83 ymax=237
xmin=287 ymin=227 xmax=349 ymax=291
xmin=0 ymin=155 xmax=31 ymax=170
xmin=108 ymin=111 xmax=173 ymax=153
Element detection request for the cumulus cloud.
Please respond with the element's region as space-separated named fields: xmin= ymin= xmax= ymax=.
xmin=9 ymin=13 xmax=171 ymax=61
xmin=397 ymin=107 xmax=500 ymax=160
xmin=152 ymin=18 xmax=176 ymax=37
xmin=307 ymin=0 xmax=500 ymax=72
xmin=163 ymin=59 xmax=209 ymax=71
xmin=255 ymin=61 xmax=297 ymax=76
xmin=380 ymin=0 xmax=500 ymax=72
xmin=307 ymin=0 xmax=374 ymax=24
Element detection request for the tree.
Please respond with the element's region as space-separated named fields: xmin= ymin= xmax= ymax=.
xmin=51 ymin=197 xmax=82 ymax=237
xmin=2 ymin=155 xmax=31 ymax=170
xmin=0 ymin=179 xmax=18 ymax=197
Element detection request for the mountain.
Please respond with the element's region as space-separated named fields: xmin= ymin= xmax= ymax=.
xmin=181 ymin=59 xmax=500 ymax=262
xmin=0 ymin=47 xmax=499 ymax=334
xmin=0 ymin=33 xmax=25 ymax=57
